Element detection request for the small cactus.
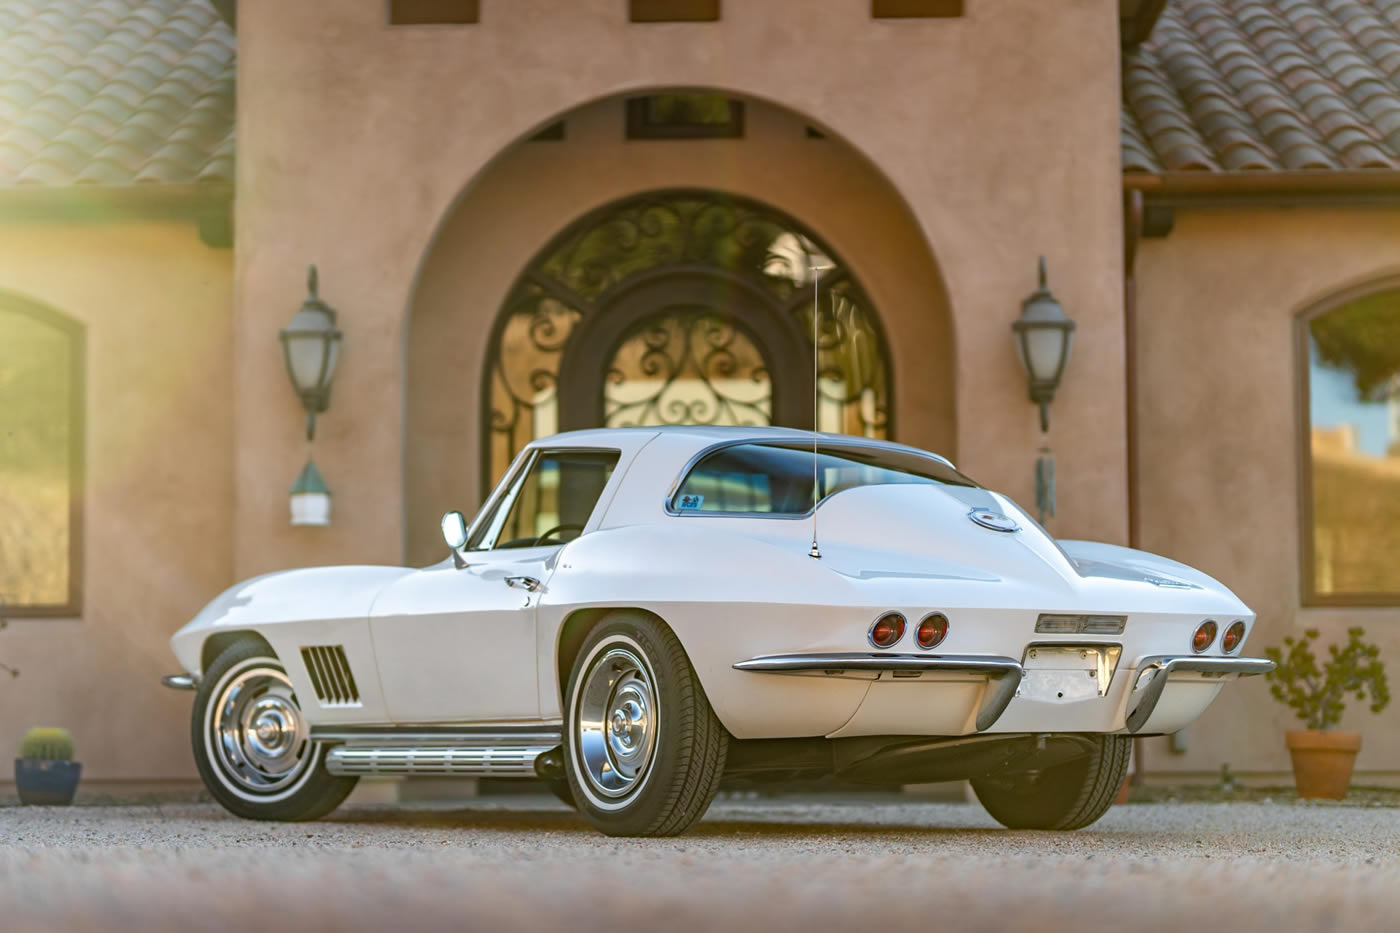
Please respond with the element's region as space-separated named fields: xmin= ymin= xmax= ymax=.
xmin=20 ymin=727 xmax=74 ymax=761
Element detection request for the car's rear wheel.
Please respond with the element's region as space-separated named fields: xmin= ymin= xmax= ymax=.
xmin=562 ymin=611 xmax=727 ymax=836
xmin=192 ymin=639 xmax=357 ymax=821
xmin=971 ymin=734 xmax=1130 ymax=830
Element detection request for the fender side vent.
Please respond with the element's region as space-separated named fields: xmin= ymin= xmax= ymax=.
xmin=300 ymin=645 xmax=362 ymax=706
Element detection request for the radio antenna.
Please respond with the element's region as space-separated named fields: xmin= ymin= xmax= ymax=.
xmin=809 ymin=260 xmax=833 ymax=559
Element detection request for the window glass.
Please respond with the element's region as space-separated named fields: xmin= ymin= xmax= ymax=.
xmin=481 ymin=450 xmax=619 ymax=550
xmin=1305 ymin=290 xmax=1400 ymax=602
xmin=672 ymin=442 xmax=975 ymax=515
xmin=0 ymin=304 xmax=78 ymax=610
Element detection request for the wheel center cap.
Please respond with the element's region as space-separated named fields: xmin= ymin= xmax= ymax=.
xmin=611 ymin=709 xmax=630 ymax=736
xmin=255 ymin=718 xmax=281 ymax=744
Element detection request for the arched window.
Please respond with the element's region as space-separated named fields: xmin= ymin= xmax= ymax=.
xmin=483 ymin=190 xmax=892 ymax=489
xmin=0 ymin=295 xmax=83 ymax=616
xmin=1299 ymin=282 xmax=1400 ymax=605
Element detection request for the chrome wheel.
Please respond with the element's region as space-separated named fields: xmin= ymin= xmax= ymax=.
xmin=207 ymin=662 xmax=315 ymax=797
xmin=575 ymin=645 xmax=659 ymax=800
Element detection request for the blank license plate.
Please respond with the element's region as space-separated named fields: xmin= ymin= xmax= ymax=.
xmin=1017 ymin=645 xmax=1120 ymax=702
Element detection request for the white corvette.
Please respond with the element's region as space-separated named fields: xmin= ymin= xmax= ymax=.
xmin=164 ymin=426 xmax=1271 ymax=836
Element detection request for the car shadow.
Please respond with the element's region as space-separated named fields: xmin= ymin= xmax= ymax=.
xmin=326 ymin=804 xmax=1020 ymax=840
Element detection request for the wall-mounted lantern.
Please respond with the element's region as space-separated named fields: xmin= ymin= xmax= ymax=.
xmin=289 ymin=459 xmax=331 ymax=527
xmin=279 ymin=265 xmax=342 ymax=442
xmin=1011 ymin=256 xmax=1075 ymax=433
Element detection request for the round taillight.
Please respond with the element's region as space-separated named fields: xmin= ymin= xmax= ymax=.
xmin=869 ymin=612 xmax=906 ymax=649
xmin=1192 ymin=619 xmax=1218 ymax=654
xmin=1221 ymin=620 xmax=1246 ymax=653
xmin=916 ymin=613 xmax=949 ymax=650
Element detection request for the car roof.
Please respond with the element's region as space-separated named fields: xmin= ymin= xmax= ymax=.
xmin=528 ymin=425 xmax=954 ymax=468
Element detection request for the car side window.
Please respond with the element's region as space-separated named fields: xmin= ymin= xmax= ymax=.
xmin=474 ymin=449 xmax=620 ymax=550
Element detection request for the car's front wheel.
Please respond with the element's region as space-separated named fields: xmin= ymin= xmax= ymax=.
xmin=971 ymin=734 xmax=1130 ymax=830
xmin=562 ymin=611 xmax=727 ymax=836
xmin=192 ymin=639 xmax=357 ymax=821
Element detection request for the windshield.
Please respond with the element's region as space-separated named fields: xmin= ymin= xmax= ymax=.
xmin=670 ymin=442 xmax=977 ymax=515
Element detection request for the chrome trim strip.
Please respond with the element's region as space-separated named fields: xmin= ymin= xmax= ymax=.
xmin=1125 ymin=655 xmax=1274 ymax=734
xmin=160 ymin=673 xmax=198 ymax=690
xmin=325 ymin=744 xmax=553 ymax=777
xmin=732 ymin=653 xmax=1021 ymax=674
xmin=311 ymin=725 xmax=563 ymax=746
xmin=732 ymin=653 xmax=1023 ymax=732
xmin=662 ymin=436 xmax=963 ymax=518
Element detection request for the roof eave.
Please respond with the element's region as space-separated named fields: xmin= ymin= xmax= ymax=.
xmin=0 ymin=183 xmax=233 ymax=219
xmin=1123 ymin=170 xmax=1400 ymax=206
xmin=0 ymin=184 xmax=234 ymax=247
xmin=1119 ymin=0 xmax=1168 ymax=47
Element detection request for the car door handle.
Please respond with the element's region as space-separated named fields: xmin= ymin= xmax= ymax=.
xmin=505 ymin=575 xmax=541 ymax=592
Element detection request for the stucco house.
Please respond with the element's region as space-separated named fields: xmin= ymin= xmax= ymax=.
xmin=1 ymin=0 xmax=1397 ymax=793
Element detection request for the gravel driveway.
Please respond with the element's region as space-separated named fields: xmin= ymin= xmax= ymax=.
xmin=2 ymin=796 xmax=1397 ymax=932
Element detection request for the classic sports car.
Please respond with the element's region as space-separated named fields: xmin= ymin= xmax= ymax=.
xmin=164 ymin=426 xmax=1271 ymax=836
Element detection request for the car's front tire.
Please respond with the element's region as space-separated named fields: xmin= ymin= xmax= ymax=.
xmin=562 ymin=611 xmax=728 ymax=837
xmin=971 ymin=734 xmax=1130 ymax=830
xmin=192 ymin=639 xmax=357 ymax=821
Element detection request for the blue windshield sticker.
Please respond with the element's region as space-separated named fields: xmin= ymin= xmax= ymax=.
xmin=677 ymin=494 xmax=705 ymax=510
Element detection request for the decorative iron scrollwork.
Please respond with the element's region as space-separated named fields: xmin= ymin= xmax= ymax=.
xmin=487 ymin=191 xmax=892 ymax=485
xmin=605 ymin=310 xmax=771 ymax=428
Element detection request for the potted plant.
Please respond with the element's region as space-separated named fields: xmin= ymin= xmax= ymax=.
xmin=14 ymin=727 xmax=82 ymax=806
xmin=1264 ymin=627 xmax=1390 ymax=800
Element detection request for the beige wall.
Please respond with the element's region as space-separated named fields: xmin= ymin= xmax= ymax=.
xmin=235 ymin=0 xmax=1128 ymax=580
xmin=0 ymin=222 xmax=233 ymax=782
xmin=1134 ymin=208 xmax=1400 ymax=781
xmin=404 ymin=97 xmax=956 ymax=564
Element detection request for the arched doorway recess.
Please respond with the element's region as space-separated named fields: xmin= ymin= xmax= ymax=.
xmin=403 ymin=92 xmax=955 ymax=565
xmin=483 ymin=190 xmax=892 ymax=487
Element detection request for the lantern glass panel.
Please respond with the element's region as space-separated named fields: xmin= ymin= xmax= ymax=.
xmin=1021 ymin=325 xmax=1070 ymax=385
xmin=283 ymin=308 xmax=338 ymax=395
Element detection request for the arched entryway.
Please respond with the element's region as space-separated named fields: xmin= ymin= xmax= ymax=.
xmin=482 ymin=190 xmax=892 ymax=488
xmin=403 ymin=91 xmax=953 ymax=566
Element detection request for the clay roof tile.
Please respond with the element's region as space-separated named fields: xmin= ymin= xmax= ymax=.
xmin=1125 ymin=0 xmax=1400 ymax=174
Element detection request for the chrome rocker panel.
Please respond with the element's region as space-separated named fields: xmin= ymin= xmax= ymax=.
xmin=310 ymin=725 xmax=565 ymax=778
xmin=324 ymin=745 xmax=554 ymax=777
xmin=1125 ymin=655 xmax=1274 ymax=734
xmin=732 ymin=653 xmax=1023 ymax=732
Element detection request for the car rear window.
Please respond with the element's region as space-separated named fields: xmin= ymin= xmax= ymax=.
xmin=670 ymin=442 xmax=976 ymax=515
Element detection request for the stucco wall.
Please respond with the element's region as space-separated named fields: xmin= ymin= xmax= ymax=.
xmin=0 ymin=222 xmax=232 ymax=782
xmin=235 ymin=0 xmax=1127 ymax=578
xmin=1134 ymin=207 xmax=1400 ymax=781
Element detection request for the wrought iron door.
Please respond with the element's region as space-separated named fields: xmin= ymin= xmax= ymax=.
xmin=483 ymin=190 xmax=891 ymax=490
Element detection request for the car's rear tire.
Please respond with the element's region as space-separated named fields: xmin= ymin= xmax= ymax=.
xmin=562 ymin=611 xmax=728 ymax=837
xmin=971 ymin=734 xmax=1130 ymax=830
xmin=192 ymin=639 xmax=357 ymax=822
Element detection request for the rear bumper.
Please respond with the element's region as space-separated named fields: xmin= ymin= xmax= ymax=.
xmin=732 ymin=651 xmax=1273 ymax=735
xmin=732 ymin=653 xmax=1022 ymax=732
xmin=1124 ymin=655 xmax=1273 ymax=733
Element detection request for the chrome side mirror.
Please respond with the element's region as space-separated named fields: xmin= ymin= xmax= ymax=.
xmin=441 ymin=511 xmax=469 ymax=568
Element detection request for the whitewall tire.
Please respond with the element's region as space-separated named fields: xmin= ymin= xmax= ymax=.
xmin=192 ymin=640 xmax=357 ymax=821
xmin=563 ymin=611 xmax=727 ymax=837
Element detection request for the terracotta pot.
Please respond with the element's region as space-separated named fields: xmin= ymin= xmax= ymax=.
xmin=1285 ymin=730 xmax=1361 ymax=800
